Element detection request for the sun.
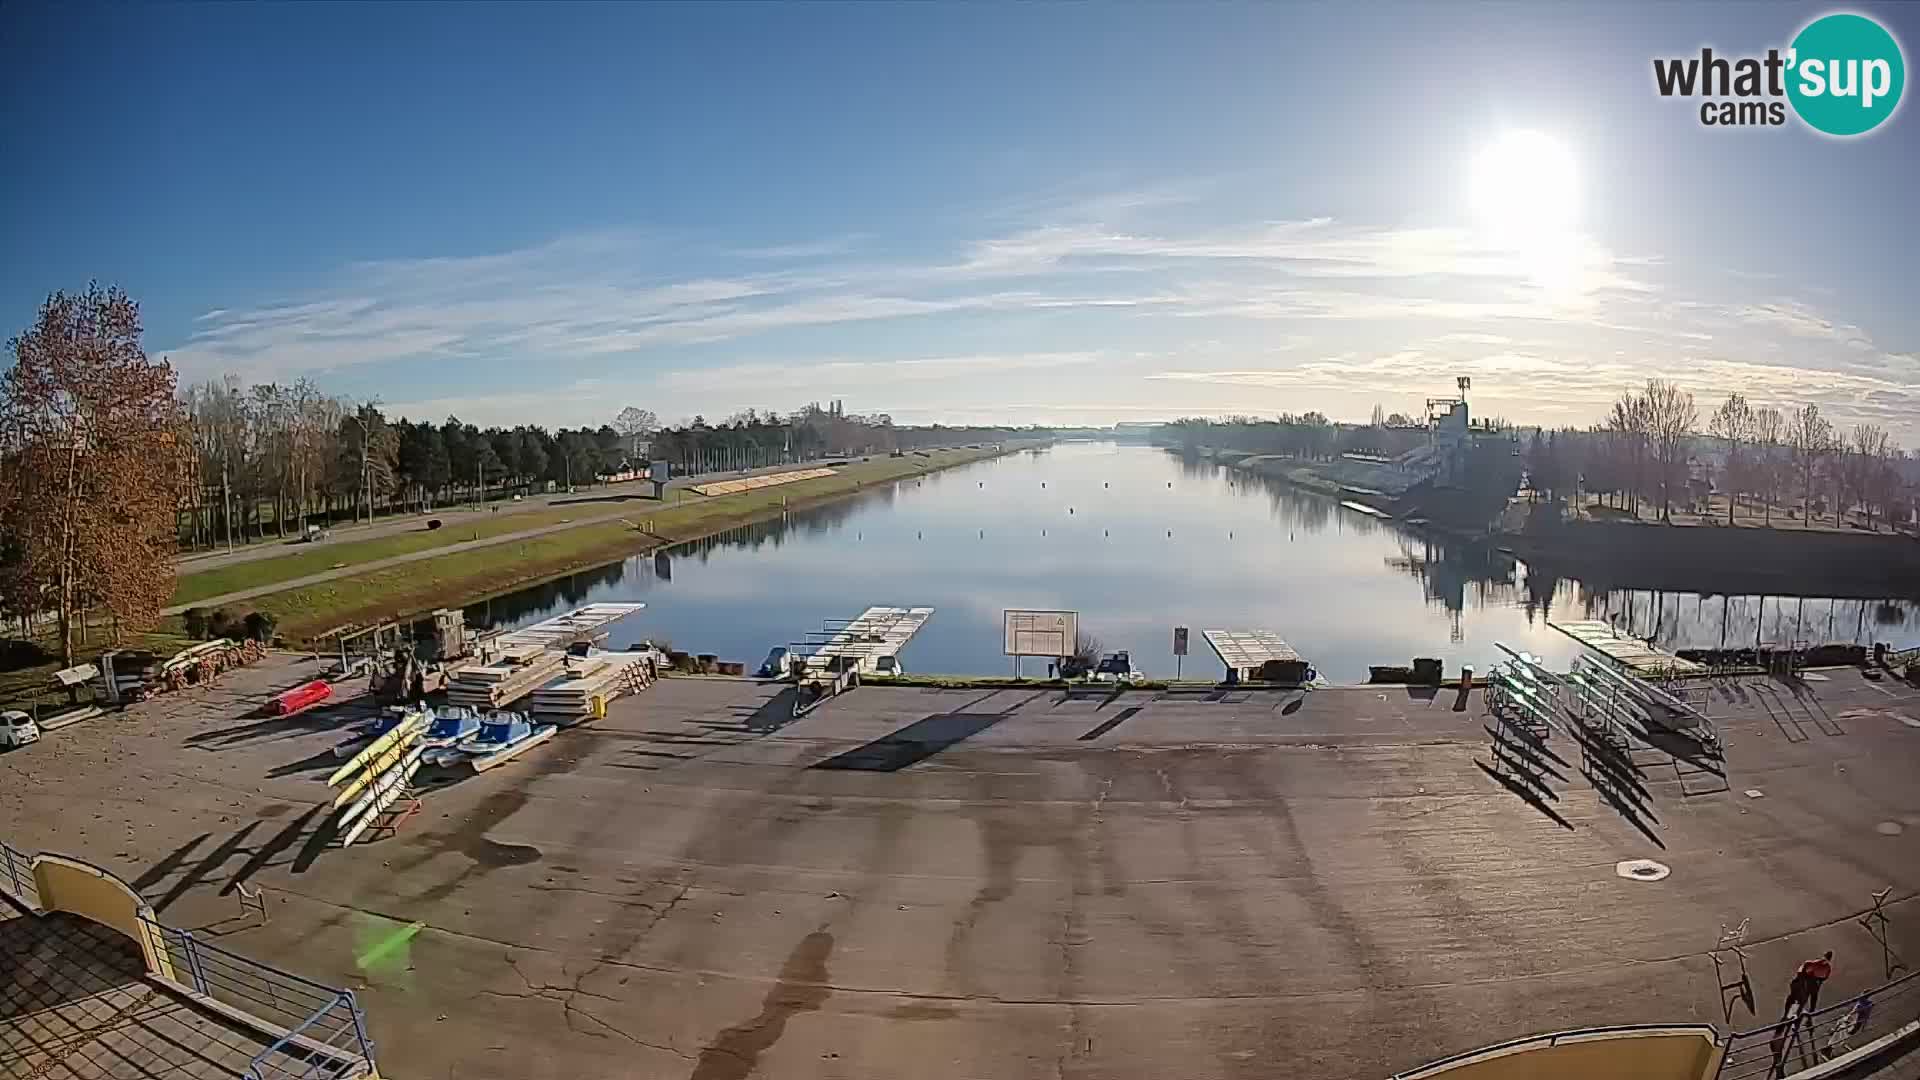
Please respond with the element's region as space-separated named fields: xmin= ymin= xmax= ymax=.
xmin=1469 ymin=130 xmax=1587 ymax=293
xmin=1470 ymin=129 xmax=1579 ymax=238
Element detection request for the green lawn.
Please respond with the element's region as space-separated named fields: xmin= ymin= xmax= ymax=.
xmin=170 ymin=502 xmax=642 ymax=606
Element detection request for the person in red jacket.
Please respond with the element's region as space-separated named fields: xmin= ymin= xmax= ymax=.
xmin=1784 ymin=951 xmax=1834 ymax=1015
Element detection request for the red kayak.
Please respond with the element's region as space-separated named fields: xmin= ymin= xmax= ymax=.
xmin=270 ymin=680 xmax=332 ymax=716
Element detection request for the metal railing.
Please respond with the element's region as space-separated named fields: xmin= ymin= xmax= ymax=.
xmin=1717 ymin=969 xmax=1920 ymax=1079
xmin=137 ymin=914 xmax=375 ymax=1079
xmin=4 ymin=832 xmax=374 ymax=1077
xmin=0 ymin=840 xmax=39 ymax=908
xmin=1391 ymin=1024 xmax=1720 ymax=1079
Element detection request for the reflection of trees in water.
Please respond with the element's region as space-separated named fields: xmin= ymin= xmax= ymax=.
xmin=672 ymin=488 xmax=879 ymax=563
xmin=1382 ymin=537 xmax=1522 ymax=631
xmin=468 ymin=486 xmax=887 ymax=630
xmin=1226 ymin=470 xmax=1338 ymax=533
xmin=1372 ymin=530 xmax=1920 ymax=650
xmin=1566 ymin=588 xmax=1918 ymax=650
xmin=1177 ymin=454 xmax=1219 ymax=482
xmin=464 ymin=558 xmax=631 ymax=629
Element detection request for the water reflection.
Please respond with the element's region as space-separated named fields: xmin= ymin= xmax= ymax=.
xmin=469 ymin=444 xmax=1919 ymax=680
xmin=467 ymin=558 xmax=631 ymax=628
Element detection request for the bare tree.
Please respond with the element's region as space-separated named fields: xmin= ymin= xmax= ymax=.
xmin=1707 ymin=392 xmax=1752 ymax=525
xmin=1641 ymin=379 xmax=1696 ymax=523
xmin=1750 ymin=406 xmax=1784 ymax=524
xmin=338 ymin=402 xmax=399 ymax=522
xmin=1606 ymin=390 xmax=1653 ymax=516
xmin=1 ymin=285 xmax=184 ymax=666
xmin=1850 ymin=424 xmax=1893 ymax=530
xmin=613 ymin=405 xmax=659 ymax=461
xmin=186 ymin=375 xmax=251 ymax=549
xmin=1070 ymin=629 xmax=1105 ymax=666
xmin=1786 ymin=403 xmax=1834 ymax=524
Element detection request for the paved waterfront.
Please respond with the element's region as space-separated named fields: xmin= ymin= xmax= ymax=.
xmin=4 ymin=656 xmax=1918 ymax=1079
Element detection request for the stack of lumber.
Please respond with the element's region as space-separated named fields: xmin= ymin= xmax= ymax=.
xmin=445 ymin=646 xmax=568 ymax=710
xmin=526 ymin=652 xmax=653 ymax=724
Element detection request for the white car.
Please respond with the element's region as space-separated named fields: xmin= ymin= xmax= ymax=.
xmin=1 ymin=710 xmax=40 ymax=750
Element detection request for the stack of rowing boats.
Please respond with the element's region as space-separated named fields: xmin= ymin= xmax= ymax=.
xmin=526 ymin=651 xmax=653 ymax=724
xmin=446 ymin=646 xmax=568 ymax=710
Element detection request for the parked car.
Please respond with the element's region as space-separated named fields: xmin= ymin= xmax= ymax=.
xmin=1091 ymin=651 xmax=1147 ymax=684
xmin=1 ymin=710 xmax=40 ymax=750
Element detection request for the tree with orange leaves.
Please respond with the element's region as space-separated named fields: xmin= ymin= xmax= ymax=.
xmin=1 ymin=284 xmax=185 ymax=666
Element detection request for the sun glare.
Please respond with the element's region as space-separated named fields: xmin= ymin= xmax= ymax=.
xmin=1469 ymin=129 xmax=1587 ymax=295
xmin=1470 ymin=129 xmax=1578 ymax=235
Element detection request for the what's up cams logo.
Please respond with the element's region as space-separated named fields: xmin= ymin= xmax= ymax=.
xmin=1655 ymin=11 xmax=1905 ymax=135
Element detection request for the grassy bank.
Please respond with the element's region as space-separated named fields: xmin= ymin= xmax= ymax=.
xmin=170 ymin=502 xmax=646 ymax=606
xmin=220 ymin=446 xmax=1012 ymax=641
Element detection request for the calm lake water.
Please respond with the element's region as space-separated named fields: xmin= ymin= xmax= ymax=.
xmin=466 ymin=442 xmax=1920 ymax=682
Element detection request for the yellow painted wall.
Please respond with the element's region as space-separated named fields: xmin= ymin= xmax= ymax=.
xmin=1396 ymin=1027 xmax=1722 ymax=1080
xmin=31 ymin=853 xmax=176 ymax=981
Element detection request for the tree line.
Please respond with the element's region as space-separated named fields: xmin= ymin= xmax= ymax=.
xmin=1523 ymin=382 xmax=1910 ymax=529
xmin=646 ymin=399 xmax=1050 ymax=475
xmin=1154 ymin=380 xmax=1913 ymax=532
xmin=177 ymin=389 xmax=1059 ymax=549
xmin=1156 ymin=408 xmax=1512 ymax=462
xmin=178 ymin=378 xmax=660 ymax=547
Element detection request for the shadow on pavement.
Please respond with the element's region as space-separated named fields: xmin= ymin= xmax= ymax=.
xmin=1079 ymin=706 xmax=1143 ymax=741
xmin=220 ymin=805 xmax=325 ymax=897
xmin=1474 ymin=759 xmax=1575 ymax=831
xmin=151 ymin=822 xmax=259 ymax=913
xmin=130 ymin=834 xmax=212 ymax=892
xmin=814 ymin=712 xmax=1006 ymax=772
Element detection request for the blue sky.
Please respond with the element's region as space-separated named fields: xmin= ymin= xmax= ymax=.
xmin=4 ymin=3 xmax=1916 ymax=440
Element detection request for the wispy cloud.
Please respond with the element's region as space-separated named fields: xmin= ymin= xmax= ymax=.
xmin=1733 ymin=300 xmax=1874 ymax=348
xmin=151 ymin=199 xmax=1918 ymax=442
xmin=659 ymin=351 xmax=1105 ymax=396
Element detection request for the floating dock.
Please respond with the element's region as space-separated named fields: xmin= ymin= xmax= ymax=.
xmin=1203 ymin=629 xmax=1311 ymax=685
xmin=1550 ymin=620 xmax=1705 ymax=677
xmin=793 ymin=607 xmax=935 ymax=676
xmin=492 ymin=603 xmax=645 ymax=653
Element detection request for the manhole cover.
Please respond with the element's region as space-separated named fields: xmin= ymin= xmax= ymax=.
xmin=1616 ymin=859 xmax=1671 ymax=882
xmin=1877 ymin=822 xmax=1905 ymax=836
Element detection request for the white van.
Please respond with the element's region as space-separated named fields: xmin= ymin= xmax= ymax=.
xmin=1 ymin=710 xmax=39 ymax=750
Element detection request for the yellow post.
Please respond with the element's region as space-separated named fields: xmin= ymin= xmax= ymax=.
xmin=590 ymin=694 xmax=607 ymax=719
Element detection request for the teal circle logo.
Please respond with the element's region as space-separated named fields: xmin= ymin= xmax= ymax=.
xmin=1786 ymin=13 xmax=1905 ymax=136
